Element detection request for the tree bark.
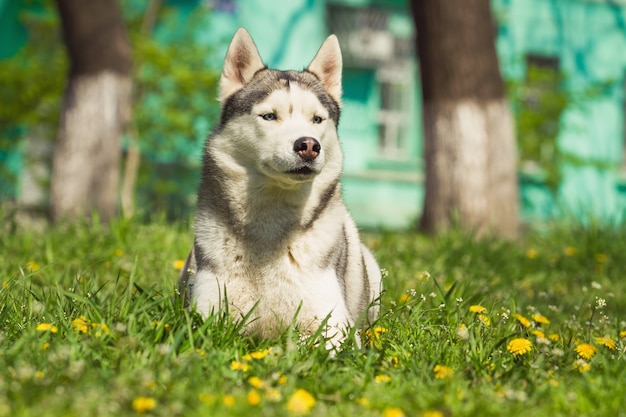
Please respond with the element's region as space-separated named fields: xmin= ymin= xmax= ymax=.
xmin=50 ymin=0 xmax=132 ymax=222
xmin=411 ymin=0 xmax=519 ymax=238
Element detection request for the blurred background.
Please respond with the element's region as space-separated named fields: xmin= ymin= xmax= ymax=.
xmin=1 ymin=0 xmax=625 ymax=231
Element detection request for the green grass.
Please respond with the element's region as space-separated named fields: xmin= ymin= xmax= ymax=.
xmin=1 ymin=211 xmax=625 ymax=417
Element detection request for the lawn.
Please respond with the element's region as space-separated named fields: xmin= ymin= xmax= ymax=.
xmin=1 ymin=210 xmax=625 ymax=417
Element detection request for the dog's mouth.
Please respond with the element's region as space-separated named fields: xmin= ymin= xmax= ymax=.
xmin=288 ymin=166 xmax=316 ymax=176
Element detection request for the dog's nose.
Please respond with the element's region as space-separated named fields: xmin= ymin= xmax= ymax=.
xmin=293 ymin=137 xmax=321 ymax=161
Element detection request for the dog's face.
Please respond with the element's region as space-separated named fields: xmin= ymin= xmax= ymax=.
xmin=215 ymin=29 xmax=344 ymax=188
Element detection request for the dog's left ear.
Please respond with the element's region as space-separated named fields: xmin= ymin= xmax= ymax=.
xmin=307 ymin=35 xmax=342 ymax=104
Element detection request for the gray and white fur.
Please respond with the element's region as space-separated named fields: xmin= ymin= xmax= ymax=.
xmin=179 ymin=28 xmax=381 ymax=346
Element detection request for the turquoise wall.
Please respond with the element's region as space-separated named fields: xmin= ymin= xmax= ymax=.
xmin=494 ymin=0 xmax=626 ymax=223
xmin=3 ymin=0 xmax=626 ymax=228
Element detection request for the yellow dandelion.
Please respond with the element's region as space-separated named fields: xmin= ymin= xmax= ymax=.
xmin=92 ymin=323 xmax=110 ymax=337
xmin=365 ymin=326 xmax=387 ymax=348
xmin=399 ymin=293 xmax=411 ymax=303
xmin=563 ymin=246 xmax=577 ymax=256
xmin=198 ymin=393 xmax=215 ymax=405
xmin=620 ymin=330 xmax=626 ymax=339
xmin=356 ymin=397 xmax=370 ymax=407
xmin=573 ymin=359 xmax=590 ymax=374
xmin=42 ymin=342 xmax=50 ymax=350
xmin=131 ymin=396 xmax=156 ymax=413
xmin=532 ymin=314 xmax=550 ymax=325
xmin=266 ymin=388 xmax=282 ymax=402
xmin=478 ymin=314 xmax=491 ymax=327
xmin=248 ymin=376 xmax=264 ymax=389
xmin=71 ymin=316 xmax=90 ymax=333
xmin=423 ymin=411 xmax=445 ymax=417
xmin=594 ymin=253 xmax=607 ymax=263
xmin=512 ymin=314 xmax=531 ymax=328
xmin=250 ymin=349 xmax=270 ymax=360
xmin=114 ymin=249 xmax=124 ymax=257
xmin=172 ymin=260 xmax=185 ymax=270
xmin=595 ymin=336 xmax=616 ymax=350
xmin=247 ymin=389 xmax=261 ymax=406
xmin=367 ymin=326 xmax=387 ymax=338
xmin=575 ymin=343 xmax=596 ymax=360
xmin=531 ymin=329 xmax=545 ymax=339
xmin=374 ymin=374 xmax=391 ymax=383
xmin=223 ymin=395 xmax=235 ymax=407
xmin=26 ymin=261 xmax=40 ymax=272
xmin=242 ymin=349 xmax=270 ymax=361
xmin=526 ymin=248 xmax=538 ymax=259
xmin=34 ymin=371 xmax=44 ymax=379
xmin=230 ymin=360 xmax=250 ymax=372
xmin=507 ymin=338 xmax=532 ymax=356
xmin=548 ymin=333 xmax=560 ymax=342
xmin=36 ymin=323 xmax=58 ymax=333
xmin=382 ymin=407 xmax=406 ymax=417
xmin=433 ymin=364 xmax=453 ymax=380
xmin=469 ymin=305 xmax=487 ymax=314
xmin=277 ymin=373 xmax=288 ymax=385
xmin=286 ymin=389 xmax=316 ymax=415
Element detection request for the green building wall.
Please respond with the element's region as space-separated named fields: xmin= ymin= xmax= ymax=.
xmin=3 ymin=0 xmax=626 ymax=228
xmin=494 ymin=0 xmax=626 ymax=223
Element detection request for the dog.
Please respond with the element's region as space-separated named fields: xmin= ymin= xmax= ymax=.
xmin=179 ymin=28 xmax=381 ymax=347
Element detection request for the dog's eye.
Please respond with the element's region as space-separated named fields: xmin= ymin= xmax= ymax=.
xmin=261 ymin=113 xmax=276 ymax=121
xmin=312 ymin=115 xmax=323 ymax=124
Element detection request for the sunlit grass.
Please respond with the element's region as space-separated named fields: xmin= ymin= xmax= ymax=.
xmin=1 ymin=211 xmax=625 ymax=416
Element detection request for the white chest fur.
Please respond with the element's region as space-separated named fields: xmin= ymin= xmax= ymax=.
xmin=191 ymin=228 xmax=353 ymax=341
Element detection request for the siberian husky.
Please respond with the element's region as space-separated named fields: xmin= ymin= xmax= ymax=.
xmin=179 ymin=28 xmax=381 ymax=347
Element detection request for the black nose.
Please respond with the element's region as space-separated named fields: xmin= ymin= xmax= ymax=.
xmin=293 ymin=137 xmax=321 ymax=161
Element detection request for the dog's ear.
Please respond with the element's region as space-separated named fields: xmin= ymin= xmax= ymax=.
xmin=219 ymin=28 xmax=266 ymax=102
xmin=307 ymin=35 xmax=342 ymax=104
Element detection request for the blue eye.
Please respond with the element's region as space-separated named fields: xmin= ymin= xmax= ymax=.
xmin=261 ymin=113 xmax=276 ymax=121
xmin=312 ymin=115 xmax=323 ymax=124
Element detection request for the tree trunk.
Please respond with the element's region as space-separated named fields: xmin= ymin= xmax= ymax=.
xmin=50 ymin=0 xmax=132 ymax=222
xmin=411 ymin=0 xmax=519 ymax=238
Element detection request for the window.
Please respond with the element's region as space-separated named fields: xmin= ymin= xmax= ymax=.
xmin=377 ymin=66 xmax=412 ymax=159
xmin=327 ymin=4 xmax=416 ymax=162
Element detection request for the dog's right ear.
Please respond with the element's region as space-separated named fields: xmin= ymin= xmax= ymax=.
xmin=219 ymin=28 xmax=266 ymax=102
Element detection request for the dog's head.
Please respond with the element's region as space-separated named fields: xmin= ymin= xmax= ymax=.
xmin=214 ymin=28 xmax=343 ymax=188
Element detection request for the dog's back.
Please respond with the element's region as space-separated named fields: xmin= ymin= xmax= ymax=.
xmin=180 ymin=28 xmax=381 ymax=346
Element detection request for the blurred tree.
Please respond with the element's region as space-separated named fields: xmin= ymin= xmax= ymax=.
xmin=50 ymin=0 xmax=132 ymax=222
xmin=0 ymin=1 xmax=218 ymax=219
xmin=411 ymin=0 xmax=519 ymax=239
xmin=0 ymin=3 xmax=66 ymax=198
